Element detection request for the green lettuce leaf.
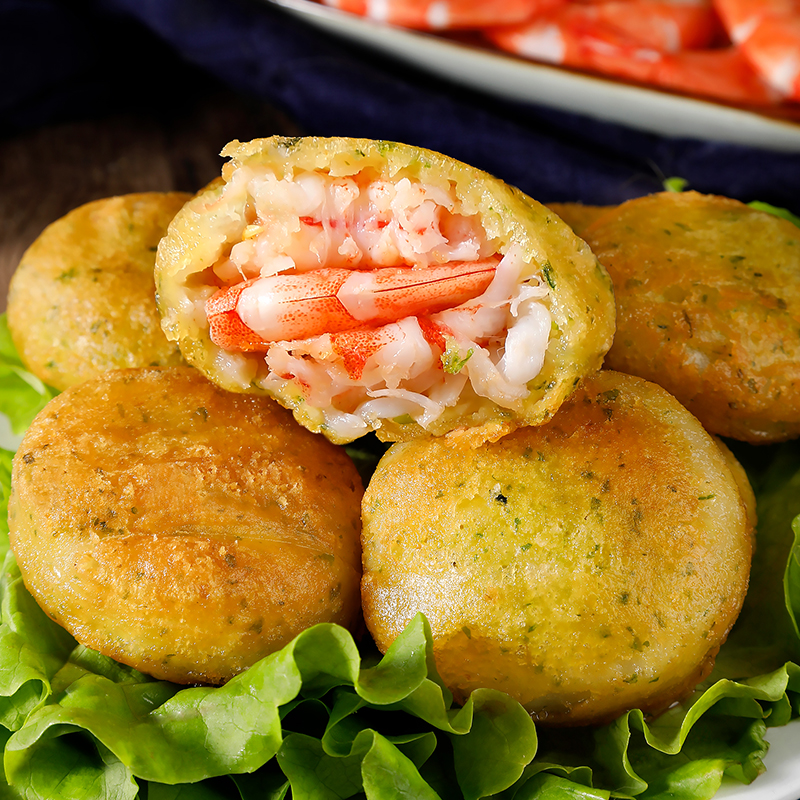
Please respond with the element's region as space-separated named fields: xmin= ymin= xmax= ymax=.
xmin=0 ymin=315 xmax=58 ymax=437
xmin=2 ymin=556 xmax=799 ymax=800
xmin=0 ymin=448 xmax=12 ymax=559
xmin=746 ymin=201 xmax=800 ymax=229
xmin=718 ymin=443 xmax=800 ymax=673
xmin=662 ymin=177 xmax=689 ymax=193
xmin=0 ymin=553 xmax=77 ymax=733
xmin=1 ymin=606 xmax=539 ymax=800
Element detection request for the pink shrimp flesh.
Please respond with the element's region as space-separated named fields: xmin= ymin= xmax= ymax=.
xmin=320 ymin=0 xmax=565 ymax=29
xmin=486 ymin=6 xmax=778 ymax=105
xmin=561 ymin=0 xmax=724 ymax=51
xmin=206 ymin=259 xmax=499 ymax=351
xmin=714 ymin=0 xmax=800 ymax=99
xmin=200 ymin=165 xmax=553 ymax=440
xmin=329 ymin=317 xmax=451 ymax=380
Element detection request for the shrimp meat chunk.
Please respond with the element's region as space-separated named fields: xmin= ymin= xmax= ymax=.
xmin=206 ymin=259 xmax=498 ymax=349
xmin=203 ymin=167 xmax=553 ymax=440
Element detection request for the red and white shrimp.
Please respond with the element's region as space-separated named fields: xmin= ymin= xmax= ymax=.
xmin=319 ymin=0 xmax=565 ymax=29
xmin=486 ymin=3 xmax=778 ymax=105
xmin=205 ymin=260 xmax=498 ymax=349
xmin=564 ymin=0 xmax=724 ymax=51
xmin=713 ymin=0 xmax=800 ymax=100
xmin=199 ymin=166 xmax=553 ymax=440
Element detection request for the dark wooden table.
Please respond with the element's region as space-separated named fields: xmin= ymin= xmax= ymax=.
xmin=0 ymin=87 xmax=300 ymax=313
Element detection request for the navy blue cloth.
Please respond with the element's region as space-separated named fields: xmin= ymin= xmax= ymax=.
xmin=3 ymin=0 xmax=799 ymax=211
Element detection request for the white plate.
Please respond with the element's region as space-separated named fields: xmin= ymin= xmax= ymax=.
xmin=263 ymin=0 xmax=800 ymax=152
xmin=717 ymin=723 xmax=800 ymax=800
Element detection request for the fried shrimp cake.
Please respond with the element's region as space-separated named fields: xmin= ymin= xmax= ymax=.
xmin=583 ymin=191 xmax=800 ymax=443
xmin=361 ymin=370 xmax=753 ymax=726
xmin=8 ymin=367 xmax=363 ymax=685
xmin=155 ymin=136 xmax=615 ymax=446
xmin=7 ymin=193 xmax=188 ymax=391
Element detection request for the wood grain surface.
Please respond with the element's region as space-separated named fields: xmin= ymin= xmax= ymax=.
xmin=0 ymin=89 xmax=300 ymax=313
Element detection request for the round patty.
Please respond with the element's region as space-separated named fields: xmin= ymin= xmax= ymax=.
xmin=7 ymin=193 xmax=189 ymax=390
xmin=9 ymin=366 xmax=364 ymax=684
xmin=361 ymin=370 xmax=753 ymax=725
xmin=583 ymin=191 xmax=800 ymax=443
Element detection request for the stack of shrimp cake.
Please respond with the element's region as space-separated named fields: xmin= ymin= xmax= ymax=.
xmin=582 ymin=190 xmax=800 ymax=443
xmin=155 ymin=136 xmax=615 ymax=446
xmin=7 ymin=136 xmax=622 ymax=693
xmin=362 ymin=370 xmax=754 ymax=726
xmin=8 ymin=367 xmax=364 ymax=685
xmin=7 ymin=193 xmax=188 ymax=390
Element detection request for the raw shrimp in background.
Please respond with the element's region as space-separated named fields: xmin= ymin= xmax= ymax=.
xmin=714 ymin=0 xmax=800 ymax=100
xmin=319 ymin=0 xmax=563 ymax=29
xmin=485 ymin=0 xmax=779 ymax=105
xmin=320 ymin=0 xmax=800 ymax=107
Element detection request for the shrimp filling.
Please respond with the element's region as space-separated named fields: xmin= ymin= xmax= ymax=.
xmin=204 ymin=167 xmax=552 ymax=438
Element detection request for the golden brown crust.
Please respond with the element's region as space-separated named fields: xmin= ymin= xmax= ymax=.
xmin=583 ymin=191 xmax=800 ymax=443
xmin=155 ymin=136 xmax=615 ymax=444
xmin=361 ymin=370 xmax=753 ymax=725
xmin=713 ymin=436 xmax=758 ymax=537
xmin=9 ymin=366 xmax=363 ymax=684
xmin=7 ymin=192 xmax=189 ymax=391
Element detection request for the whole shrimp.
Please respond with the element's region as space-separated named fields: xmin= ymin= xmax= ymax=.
xmin=205 ymin=259 xmax=498 ymax=351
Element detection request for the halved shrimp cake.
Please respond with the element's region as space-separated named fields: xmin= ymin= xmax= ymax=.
xmin=156 ymin=137 xmax=615 ymax=444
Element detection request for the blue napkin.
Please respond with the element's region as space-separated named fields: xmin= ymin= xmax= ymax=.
xmin=4 ymin=0 xmax=799 ymax=211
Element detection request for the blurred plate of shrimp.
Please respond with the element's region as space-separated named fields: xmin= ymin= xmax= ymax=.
xmin=262 ymin=0 xmax=800 ymax=150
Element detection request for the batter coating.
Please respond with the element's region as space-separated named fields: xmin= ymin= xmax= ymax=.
xmin=361 ymin=370 xmax=753 ymax=725
xmin=7 ymin=193 xmax=188 ymax=391
xmin=155 ymin=136 xmax=615 ymax=445
xmin=8 ymin=367 xmax=363 ymax=684
xmin=583 ymin=191 xmax=800 ymax=443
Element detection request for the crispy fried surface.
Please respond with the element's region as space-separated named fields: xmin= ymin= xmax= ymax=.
xmin=9 ymin=367 xmax=363 ymax=684
xmin=7 ymin=193 xmax=189 ymax=391
xmin=361 ymin=371 xmax=753 ymax=726
xmin=583 ymin=191 xmax=800 ymax=443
